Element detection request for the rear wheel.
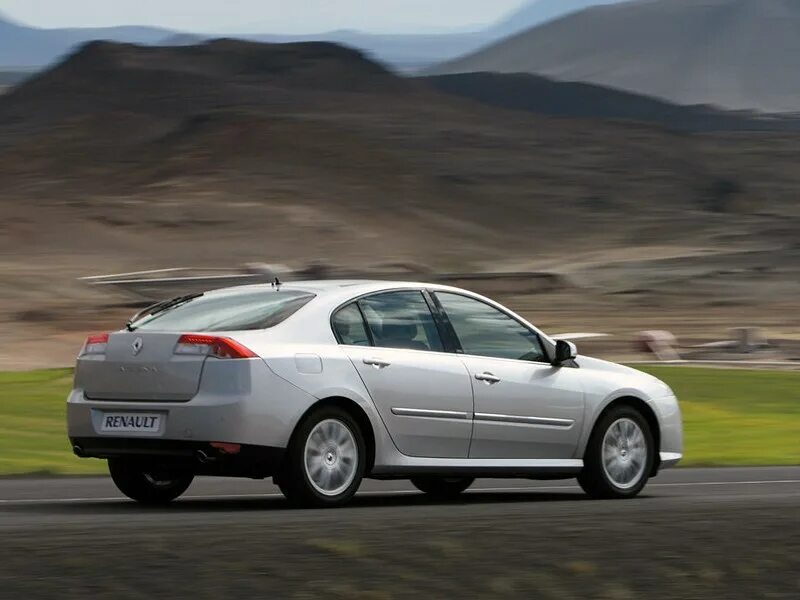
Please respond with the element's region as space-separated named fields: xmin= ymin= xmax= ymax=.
xmin=411 ymin=477 xmax=474 ymax=500
xmin=578 ymin=405 xmax=654 ymax=499
xmin=277 ymin=407 xmax=366 ymax=508
xmin=108 ymin=458 xmax=194 ymax=505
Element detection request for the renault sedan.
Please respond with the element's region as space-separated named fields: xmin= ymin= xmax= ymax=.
xmin=67 ymin=281 xmax=682 ymax=507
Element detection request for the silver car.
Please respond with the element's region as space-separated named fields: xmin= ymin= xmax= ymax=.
xmin=67 ymin=281 xmax=682 ymax=507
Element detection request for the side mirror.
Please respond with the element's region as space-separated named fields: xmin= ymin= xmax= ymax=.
xmin=554 ymin=340 xmax=577 ymax=365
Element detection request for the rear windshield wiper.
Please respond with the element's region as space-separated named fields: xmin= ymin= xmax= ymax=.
xmin=125 ymin=293 xmax=204 ymax=331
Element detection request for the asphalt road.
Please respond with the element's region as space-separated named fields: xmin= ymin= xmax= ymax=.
xmin=1 ymin=467 xmax=798 ymax=599
xmin=0 ymin=467 xmax=798 ymax=528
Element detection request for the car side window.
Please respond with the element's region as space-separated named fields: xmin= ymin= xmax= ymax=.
xmin=434 ymin=292 xmax=546 ymax=362
xmin=331 ymin=303 xmax=371 ymax=346
xmin=358 ymin=291 xmax=444 ymax=352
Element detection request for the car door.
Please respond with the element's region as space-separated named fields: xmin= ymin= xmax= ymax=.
xmin=332 ymin=290 xmax=474 ymax=458
xmin=433 ymin=292 xmax=585 ymax=460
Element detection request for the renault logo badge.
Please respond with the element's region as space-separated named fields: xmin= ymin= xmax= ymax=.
xmin=132 ymin=337 xmax=143 ymax=355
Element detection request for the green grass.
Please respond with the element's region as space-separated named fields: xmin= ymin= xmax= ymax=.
xmin=638 ymin=366 xmax=800 ymax=466
xmin=0 ymin=369 xmax=104 ymax=475
xmin=0 ymin=367 xmax=798 ymax=475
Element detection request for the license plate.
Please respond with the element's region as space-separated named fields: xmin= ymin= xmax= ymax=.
xmin=101 ymin=412 xmax=162 ymax=433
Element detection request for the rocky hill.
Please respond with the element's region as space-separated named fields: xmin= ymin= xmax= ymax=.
xmin=421 ymin=72 xmax=800 ymax=132
xmin=429 ymin=0 xmax=800 ymax=112
xmin=0 ymin=40 xmax=797 ymax=368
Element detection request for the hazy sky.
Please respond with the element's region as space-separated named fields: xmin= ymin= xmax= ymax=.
xmin=2 ymin=0 xmax=526 ymax=33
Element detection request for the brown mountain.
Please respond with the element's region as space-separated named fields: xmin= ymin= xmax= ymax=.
xmin=1 ymin=39 xmax=796 ymax=250
xmin=428 ymin=0 xmax=800 ymax=113
xmin=0 ymin=40 xmax=798 ymax=368
xmin=420 ymin=72 xmax=800 ymax=132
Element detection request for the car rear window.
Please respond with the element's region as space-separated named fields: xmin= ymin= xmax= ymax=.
xmin=132 ymin=290 xmax=315 ymax=332
xmin=331 ymin=303 xmax=372 ymax=346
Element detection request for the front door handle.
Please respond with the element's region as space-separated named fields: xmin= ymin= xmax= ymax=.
xmin=475 ymin=372 xmax=501 ymax=384
xmin=363 ymin=358 xmax=391 ymax=369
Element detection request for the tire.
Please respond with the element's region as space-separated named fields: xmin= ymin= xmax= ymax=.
xmin=108 ymin=458 xmax=194 ymax=505
xmin=410 ymin=477 xmax=474 ymax=500
xmin=578 ymin=405 xmax=655 ymax=499
xmin=277 ymin=406 xmax=366 ymax=508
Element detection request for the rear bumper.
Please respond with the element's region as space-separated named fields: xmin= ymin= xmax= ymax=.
xmin=66 ymin=358 xmax=320 ymax=451
xmin=70 ymin=437 xmax=284 ymax=478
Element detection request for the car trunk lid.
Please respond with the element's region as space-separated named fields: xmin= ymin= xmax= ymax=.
xmin=77 ymin=332 xmax=205 ymax=402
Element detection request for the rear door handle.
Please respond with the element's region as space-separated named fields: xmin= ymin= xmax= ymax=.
xmin=475 ymin=372 xmax=501 ymax=384
xmin=363 ymin=358 xmax=391 ymax=369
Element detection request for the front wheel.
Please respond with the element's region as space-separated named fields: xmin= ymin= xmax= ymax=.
xmin=578 ymin=406 xmax=655 ymax=499
xmin=108 ymin=458 xmax=194 ymax=505
xmin=411 ymin=477 xmax=474 ymax=500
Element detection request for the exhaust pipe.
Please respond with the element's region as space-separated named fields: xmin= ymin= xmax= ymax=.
xmin=73 ymin=444 xmax=85 ymax=457
xmin=196 ymin=449 xmax=216 ymax=464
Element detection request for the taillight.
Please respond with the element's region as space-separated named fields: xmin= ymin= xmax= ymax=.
xmin=174 ymin=334 xmax=256 ymax=359
xmin=80 ymin=333 xmax=109 ymax=356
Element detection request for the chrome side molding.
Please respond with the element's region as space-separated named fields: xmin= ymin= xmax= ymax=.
xmin=390 ymin=408 xmax=574 ymax=428
xmin=391 ymin=407 xmax=471 ymax=420
xmin=474 ymin=412 xmax=574 ymax=428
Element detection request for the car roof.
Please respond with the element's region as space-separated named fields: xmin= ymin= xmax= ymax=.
xmin=208 ymin=279 xmax=555 ymax=346
xmin=202 ymin=279 xmax=494 ymax=317
xmin=285 ymin=280 xmax=448 ymax=294
xmin=207 ymin=279 xmax=464 ymax=298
